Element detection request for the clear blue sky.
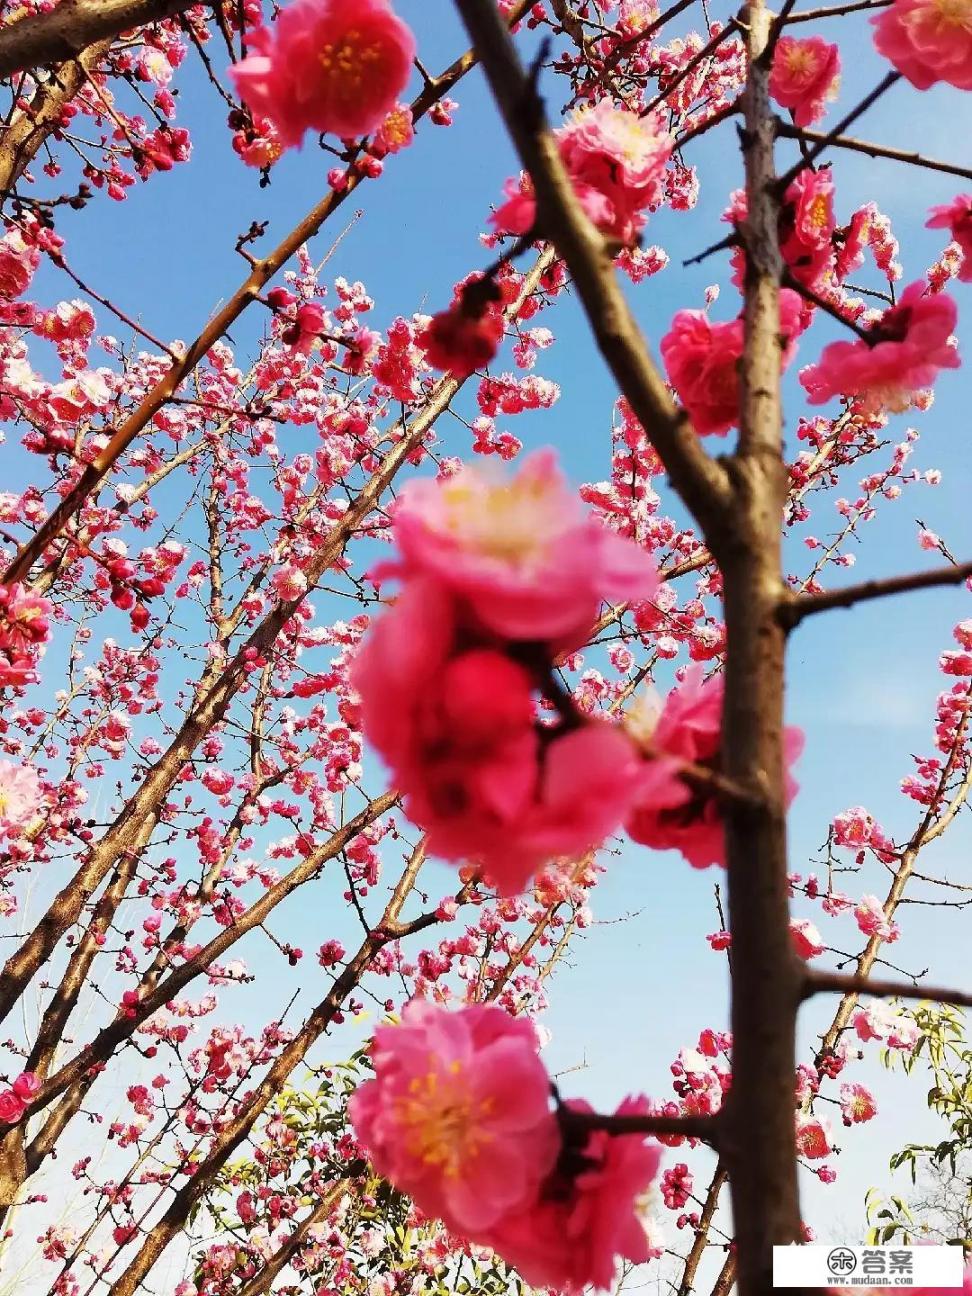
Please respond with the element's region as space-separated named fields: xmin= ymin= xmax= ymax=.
xmin=8 ymin=0 xmax=972 ymax=1286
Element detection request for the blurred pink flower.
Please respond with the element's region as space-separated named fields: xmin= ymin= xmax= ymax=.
xmin=873 ymin=0 xmax=972 ymax=89
xmin=231 ymin=0 xmax=415 ymax=148
xmin=927 ymin=195 xmax=972 ymax=281
xmin=483 ymin=1096 xmax=663 ymax=1294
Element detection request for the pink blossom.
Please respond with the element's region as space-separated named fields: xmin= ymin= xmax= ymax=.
xmin=927 ymin=195 xmax=972 ymax=282
xmin=660 ymin=290 xmax=804 ymax=436
xmin=626 ymin=668 xmax=804 ymax=870
xmin=832 ymin=805 xmax=875 ymax=848
xmin=493 ymin=102 xmax=672 ymax=246
xmin=317 ymin=939 xmax=345 ymax=966
xmin=372 ymin=102 xmax=415 ymax=156
xmin=873 ymin=0 xmax=972 ymax=90
xmin=769 ymin=37 xmax=841 ymax=127
xmin=790 ymin=918 xmax=825 ymax=960
xmin=419 ymin=302 xmax=505 ymax=380
xmin=349 ymin=1001 xmax=558 ymax=1234
xmin=0 ymin=583 xmax=53 ymax=687
xmin=389 ymin=450 xmax=659 ymax=649
xmin=0 ymin=1091 xmax=25 ymax=1124
xmin=483 ymin=1096 xmax=663 ymax=1294
xmin=0 ymin=761 xmax=42 ymax=835
xmin=780 ymin=169 xmax=836 ymax=288
xmin=230 ymin=0 xmax=416 ymax=148
xmin=282 ymin=302 xmax=327 ymax=354
xmin=839 ymin=1082 xmax=877 ymax=1125
xmin=272 ymin=564 xmax=309 ymax=601
xmin=854 ymin=893 xmax=899 ymax=943
xmin=354 ymin=582 xmax=645 ymax=894
xmin=801 ymin=282 xmax=960 ymax=413
xmin=796 ymin=1114 xmax=831 ymax=1160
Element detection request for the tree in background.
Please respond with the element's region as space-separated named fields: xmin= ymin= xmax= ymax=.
xmin=0 ymin=1 xmax=970 ymax=1295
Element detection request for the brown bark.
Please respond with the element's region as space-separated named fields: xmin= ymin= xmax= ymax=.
xmin=448 ymin=3 xmax=803 ymax=1292
xmin=717 ymin=4 xmax=804 ymax=1292
xmin=0 ymin=0 xmax=195 ymax=78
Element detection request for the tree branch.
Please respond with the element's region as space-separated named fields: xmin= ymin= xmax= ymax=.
xmin=780 ymin=558 xmax=972 ymax=628
xmin=775 ymin=70 xmax=901 ymax=191
xmin=1 ymin=0 xmax=537 ymax=588
xmin=562 ymin=1108 xmax=719 ymax=1144
xmin=451 ymin=0 xmax=735 ymax=559
xmin=804 ymin=970 xmax=972 ymax=1010
xmin=0 ymin=0 xmax=196 ymax=78
xmin=777 ymin=122 xmax=972 ymax=182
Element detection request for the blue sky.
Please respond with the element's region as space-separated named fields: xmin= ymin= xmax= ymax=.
xmin=6 ymin=0 xmax=972 ymax=1287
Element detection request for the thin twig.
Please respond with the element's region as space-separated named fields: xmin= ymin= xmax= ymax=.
xmin=777 ymin=122 xmax=972 ymax=182
xmin=784 ymin=0 xmax=892 ymax=22
xmin=776 ymin=70 xmax=901 ymax=191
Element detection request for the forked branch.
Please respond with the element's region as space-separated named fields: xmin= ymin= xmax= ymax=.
xmin=451 ymin=0 xmax=735 ymax=557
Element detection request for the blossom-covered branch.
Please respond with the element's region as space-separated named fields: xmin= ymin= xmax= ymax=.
xmin=0 ymin=0 xmax=536 ymax=589
xmin=452 ymin=0 xmax=735 ymax=556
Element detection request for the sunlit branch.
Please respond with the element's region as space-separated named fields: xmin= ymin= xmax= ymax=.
xmin=783 ymin=0 xmax=891 ymax=19
xmin=781 ymin=558 xmax=972 ymax=627
xmin=0 ymin=0 xmax=196 ymax=78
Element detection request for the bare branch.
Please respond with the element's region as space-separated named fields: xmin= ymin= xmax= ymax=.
xmin=781 ymin=558 xmax=972 ymax=628
xmin=804 ymin=971 xmax=972 ymax=1010
xmin=777 ymin=122 xmax=972 ymax=181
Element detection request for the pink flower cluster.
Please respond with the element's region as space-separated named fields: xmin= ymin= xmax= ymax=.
xmin=0 ymin=1072 xmax=40 ymax=1124
xmin=492 ymin=100 xmax=673 ymax=246
xmin=800 ymin=282 xmax=960 ymax=414
xmin=231 ymin=0 xmax=416 ymax=148
xmin=350 ymin=1000 xmax=662 ymax=1293
xmin=352 ymin=450 xmax=659 ymax=895
xmin=660 ymin=290 xmax=804 ymax=436
xmin=0 ymin=582 xmax=53 ymax=688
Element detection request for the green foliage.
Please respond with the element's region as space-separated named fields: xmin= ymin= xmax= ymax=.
xmin=869 ymin=1006 xmax=972 ymax=1254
